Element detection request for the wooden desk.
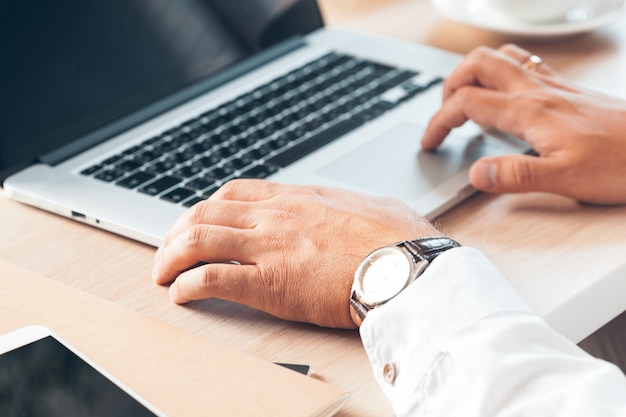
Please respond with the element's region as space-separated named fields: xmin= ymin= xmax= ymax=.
xmin=2 ymin=2 xmax=626 ymax=416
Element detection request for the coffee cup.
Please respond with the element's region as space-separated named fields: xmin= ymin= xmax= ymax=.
xmin=484 ymin=0 xmax=595 ymax=23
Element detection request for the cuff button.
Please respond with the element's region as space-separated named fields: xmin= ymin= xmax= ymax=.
xmin=382 ymin=362 xmax=397 ymax=385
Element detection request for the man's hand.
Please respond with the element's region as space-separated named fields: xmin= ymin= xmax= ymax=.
xmin=152 ymin=180 xmax=441 ymax=328
xmin=422 ymin=44 xmax=626 ymax=205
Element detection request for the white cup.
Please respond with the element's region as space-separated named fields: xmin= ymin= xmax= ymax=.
xmin=484 ymin=0 xmax=595 ymax=23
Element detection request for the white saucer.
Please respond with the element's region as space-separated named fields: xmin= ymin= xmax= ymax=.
xmin=432 ymin=0 xmax=625 ymax=37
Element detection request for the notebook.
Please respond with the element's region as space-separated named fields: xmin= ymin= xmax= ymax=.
xmin=1 ymin=0 xmax=527 ymax=246
xmin=0 ymin=260 xmax=349 ymax=417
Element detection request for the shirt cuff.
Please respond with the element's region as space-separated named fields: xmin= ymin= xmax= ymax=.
xmin=359 ymin=247 xmax=535 ymax=413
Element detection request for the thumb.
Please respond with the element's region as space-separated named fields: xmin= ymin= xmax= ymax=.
xmin=469 ymin=155 xmax=553 ymax=194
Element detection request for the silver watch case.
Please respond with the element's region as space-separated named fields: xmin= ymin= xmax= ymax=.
xmin=351 ymin=244 xmax=428 ymax=311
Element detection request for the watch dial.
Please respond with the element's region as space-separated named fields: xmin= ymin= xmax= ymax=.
xmin=359 ymin=247 xmax=412 ymax=304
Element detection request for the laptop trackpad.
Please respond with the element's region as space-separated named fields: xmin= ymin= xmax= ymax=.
xmin=318 ymin=123 xmax=489 ymax=201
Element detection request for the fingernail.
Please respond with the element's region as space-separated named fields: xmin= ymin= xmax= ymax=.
xmin=473 ymin=161 xmax=497 ymax=189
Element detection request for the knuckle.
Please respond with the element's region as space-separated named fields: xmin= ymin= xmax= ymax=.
xmin=470 ymin=45 xmax=492 ymax=59
xmin=257 ymin=265 xmax=275 ymax=291
xmin=199 ymin=267 xmax=217 ymax=291
xmin=468 ymin=46 xmax=493 ymax=66
xmin=498 ymin=43 xmax=519 ymax=55
xmin=505 ymin=93 xmax=543 ymax=122
xmin=170 ymin=280 xmax=184 ymax=300
xmin=187 ymin=201 xmax=207 ymax=225
xmin=454 ymin=86 xmax=474 ymax=102
xmin=511 ymin=160 xmax=535 ymax=187
xmin=442 ymin=75 xmax=454 ymax=92
xmin=509 ymin=92 xmax=570 ymax=118
xmin=302 ymin=184 xmax=328 ymax=199
xmin=184 ymin=225 xmax=208 ymax=251
xmin=215 ymin=179 xmax=242 ymax=198
xmin=188 ymin=199 xmax=226 ymax=224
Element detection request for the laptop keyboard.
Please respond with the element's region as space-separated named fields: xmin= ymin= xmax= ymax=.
xmin=80 ymin=52 xmax=442 ymax=208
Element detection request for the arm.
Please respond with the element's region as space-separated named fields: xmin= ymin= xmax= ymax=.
xmin=152 ymin=179 xmax=626 ymax=415
xmin=422 ymin=44 xmax=626 ymax=205
xmin=152 ymin=179 xmax=441 ymax=328
xmin=362 ymin=247 xmax=626 ymax=417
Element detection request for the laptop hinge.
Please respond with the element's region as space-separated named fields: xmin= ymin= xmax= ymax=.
xmin=40 ymin=36 xmax=307 ymax=166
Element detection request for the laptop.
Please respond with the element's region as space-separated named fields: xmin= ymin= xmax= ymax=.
xmin=1 ymin=0 xmax=527 ymax=247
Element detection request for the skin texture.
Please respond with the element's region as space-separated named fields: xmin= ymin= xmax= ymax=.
xmin=153 ymin=44 xmax=626 ymax=328
xmin=422 ymin=44 xmax=626 ymax=205
xmin=153 ymin=180 xmax=440 ymax=328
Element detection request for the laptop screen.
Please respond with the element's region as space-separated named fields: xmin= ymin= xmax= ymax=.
xmin=0 ymin=0 xmax=323 ymax=181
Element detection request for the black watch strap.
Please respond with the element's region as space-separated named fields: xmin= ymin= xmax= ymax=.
xmin=399 ymin=236 xmax=461 ymax=263
xmin=350 ymin=293 xmax=369 ymax=323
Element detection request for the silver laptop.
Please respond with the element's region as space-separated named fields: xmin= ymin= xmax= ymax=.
xmin=2 ymin=0 xmax=526 ymax=246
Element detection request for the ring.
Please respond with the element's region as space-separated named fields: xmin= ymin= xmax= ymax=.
xmin=521 ymin=55 xmax=543 ymax=72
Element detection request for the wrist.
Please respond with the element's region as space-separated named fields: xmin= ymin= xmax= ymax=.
xmin=350 ymin=303 xmax=363 ymax=328
xmin=349 ymin=236 xmax=461 ymax=325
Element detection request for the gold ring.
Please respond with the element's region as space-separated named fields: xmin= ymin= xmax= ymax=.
xmin=521 ymin=55 xmax=543 ymax=72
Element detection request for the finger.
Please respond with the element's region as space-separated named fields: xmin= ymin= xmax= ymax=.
xmin=162 ymin=199 xmax=257 ymax=247
xmin=497 ymin=44 xmax=557 ymax=77
xmin=422 ymin=86 xmax=528 ymax=149
xmin=498 ymin=44 xmax=579 ymax=93
xmin=168 ymin=263 xmax=260 ymax=305
xmin=210 ymin=178 xmax=283 ymax=202
xmin=498 ymin=43 xmax=533 ymax=62
xmin=442 ymin=46 xmax=537 ymax=101
xmin=154 ymin=225 xmax=256 ymax=285
xmin=469 ymin=154 xmax=562 ymax=194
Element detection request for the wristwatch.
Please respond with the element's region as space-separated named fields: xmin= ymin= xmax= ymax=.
xmin=350 ymin=236 xmax=461 ymax=325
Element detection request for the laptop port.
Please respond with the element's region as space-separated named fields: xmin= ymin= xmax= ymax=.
xmin=71 ymin=211 xmax=86 ymax=220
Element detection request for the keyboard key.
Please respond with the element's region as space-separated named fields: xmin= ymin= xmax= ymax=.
xmin=134 ymin=149 xmax=160 ymax=164
xmin=267 ymin=118 xmax=363 ymax=167
xmin=203 ymin=186 xmax=219 ymax=197
xmin=152 ymin=140 xmax=179 ymax=153
xmin=266 ymin=137 xmax=288 ymax=150
xmin=146 ymin=161 xmax=176 ymax=174
xmin=80 ymin=53 xmax=437 ymax=211
xmin=174 ymin=165 xmax=203 ymax=178
xmin=190 ymin=141 xmax=214 ymax=153
xmin=352 ymin=101 xmax=395 ymax=123
xmin=377 ymin=70 xmax=418 ymax=91
xmin=186 ymin=177 xmax=215 ymax=192
xmin=138 ymin=176 xmax=181 ymax=196
xmin=182 ymin=195 xmax=206 ymax=208
xmin=234 ymin=136 xmax=257 ymax=148
xmin=81 ymin=164 xmax=104 ymax=176
xmin=102 ymin=155 xmax=123 ymax=165
xmin=122 ymin=145 xmax=141 ymax=156
xmin=216 ymin=145 xmax=239 ymax=159
xmin=239 ymin=164 xmax=279 ymax=179
xmin=142 ymin=135 xmax=161 ymax=145
xmin=197 ymin=154 xmax=222 ymax=167
xmin=116 ymin=171 xmax=155 ymax=189
xmin=115 ymin=159 xmax=142 ymax=172
xmin=380 ymin=86 xmax=408 ymax=104
xmin=94 ymin=169 xmax=125 ymax=182
xmin=407 ymin=72 xmax=444 ymax=89
xmin=206 ymin=165 xmax=235 ymax=180
xmin=229 ymin=155 xmax=254 ymax=169
xmin=161 ymin=187 xmax=196 ymax=203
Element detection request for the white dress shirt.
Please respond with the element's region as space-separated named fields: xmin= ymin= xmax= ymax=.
xmin=360 ymin=247 xmax=626 ymax=417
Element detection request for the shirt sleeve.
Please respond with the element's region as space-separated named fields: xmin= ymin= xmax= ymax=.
xmin=359 ymin=247 xmax=626 ymax=417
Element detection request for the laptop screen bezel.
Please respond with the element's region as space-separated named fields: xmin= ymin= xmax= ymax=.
xmin=0 ymin=0 xmax=324 ymax=182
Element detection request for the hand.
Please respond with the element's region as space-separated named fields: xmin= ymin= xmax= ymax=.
xmin=422 ymin=44 xmax=626 ymax=205
xmin=152 ymin=180 xmax=441 ymax=328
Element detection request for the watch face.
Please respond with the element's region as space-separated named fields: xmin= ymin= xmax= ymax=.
xmin=354 ymin=246 xmax=413 ymax=306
